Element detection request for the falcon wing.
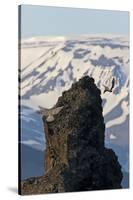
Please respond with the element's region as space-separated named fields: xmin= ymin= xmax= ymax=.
xmin=102 ymin=83 xmax=110 ymax=93
xmin=38 ymin=106 xmax=49 ymax=116
xmin=110 ymin=78 xmax=115 ymax=91
xmin=102 ymin=84 xmax=109 ymax=90
xmin=51 ymin=106 xmax=64 ymax=115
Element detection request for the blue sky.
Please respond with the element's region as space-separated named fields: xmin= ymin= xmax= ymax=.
xmin=20 ymin=5 xmax=129 ymax=38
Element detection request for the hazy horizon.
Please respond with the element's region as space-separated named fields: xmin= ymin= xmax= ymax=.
xmin=20 ymin=5 xmax=129 ymax=38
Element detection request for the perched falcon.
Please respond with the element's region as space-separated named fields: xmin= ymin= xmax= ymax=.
xmin=38 ymin=106 xmax=64 ymax=122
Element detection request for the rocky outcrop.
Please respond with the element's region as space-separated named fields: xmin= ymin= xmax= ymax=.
xmin=20 ymin=76 xmax=123 ymax=195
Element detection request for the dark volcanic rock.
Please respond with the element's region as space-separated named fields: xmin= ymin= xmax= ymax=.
xmin=20 ymin=76 xmax=123 ymax=195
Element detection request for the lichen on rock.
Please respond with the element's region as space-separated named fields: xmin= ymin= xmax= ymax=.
xmin=20 ymin=76 xmax=123 ymax=195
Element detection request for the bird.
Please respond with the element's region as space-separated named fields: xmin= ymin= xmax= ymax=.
xmin=38 ymin=106 xmax=64 ymax=122
xmin=103 ymin=77 xmax=115 ymax=93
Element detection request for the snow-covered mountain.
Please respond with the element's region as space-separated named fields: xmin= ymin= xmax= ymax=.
xmin=20 ymin=35 xmax=129 ymax=184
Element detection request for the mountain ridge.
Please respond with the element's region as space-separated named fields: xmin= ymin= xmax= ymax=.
xmin=20 ymin=35 xmax=129 ymax=181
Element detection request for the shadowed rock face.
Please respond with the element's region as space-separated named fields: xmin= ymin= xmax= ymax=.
xmin=20 ymin=76 xmax=123 ymax=195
